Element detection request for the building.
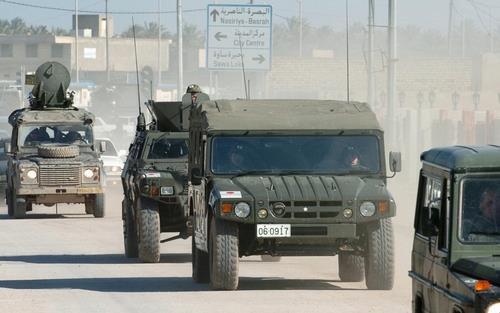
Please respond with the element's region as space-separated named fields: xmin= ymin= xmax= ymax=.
xmin=0 ymin=34 xmax=171 ymax=85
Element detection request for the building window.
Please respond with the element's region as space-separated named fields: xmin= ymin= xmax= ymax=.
xmin=51 ymin=44 xmax=64 ymax=58
xmin=26 ymin=43 xmax=38 ymax=58
xmin=0 ymin=44 xmax=13 ymax=57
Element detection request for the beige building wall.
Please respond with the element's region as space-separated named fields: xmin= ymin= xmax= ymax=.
xmin=0 ymin=35 xmax=171 ymax=81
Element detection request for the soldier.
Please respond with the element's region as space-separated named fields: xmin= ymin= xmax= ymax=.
xmin=464 ymin=188 xmax=500 ymax=238
xmin=186 ymin=84 xmax=202 ymax=104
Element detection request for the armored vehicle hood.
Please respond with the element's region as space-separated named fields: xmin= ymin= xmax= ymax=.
xmin=9 ymin=107 xmax=94 ymax=126
xmin=211 ymin=175 xmax=393 ymax=207
xmin=452 ymin=257 xmax=500 ymax=287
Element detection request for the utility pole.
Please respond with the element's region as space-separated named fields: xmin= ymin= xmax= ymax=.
xmin=448 ymin=0 xmax=453 ymax=56
xmin=157 ymin=0 xmax=161 ymax=92
xmin=387 ymin=0 xmax=397 ymax=146
xmin=298 ymin=0 xmax=303 ymax=57
xmin=367 ymin=0 xmax=375 ymax=108
xmin=105 ymin=0 xmax=110 ymax=83
xmin=75 ymin=0 xmax=79 ymax=84
xmin=177 ymin=0 xmax=183 ymax=100
xmin=462 ymin=19 xmax=466 ymax=58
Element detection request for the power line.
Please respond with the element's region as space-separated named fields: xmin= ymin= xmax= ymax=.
xmin=0 ymin=0 xmax=204 ymax=15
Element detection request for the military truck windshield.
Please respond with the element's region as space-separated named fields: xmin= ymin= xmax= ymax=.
xmin=19 ymin=124 xmax=92 ymax=147
xmin=211 ymin=135 xmax=381 ymax=175
xmin=461 ymin=177 xmax=500 ymax=243
xmin=147 ymin=138 xmax=189 ymax=159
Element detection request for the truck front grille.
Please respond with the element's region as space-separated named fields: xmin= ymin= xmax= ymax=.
xmin=39 ymin=165 xmax=81 ymax=186
xmin=270 ymin=200 xmax=342 ymax=220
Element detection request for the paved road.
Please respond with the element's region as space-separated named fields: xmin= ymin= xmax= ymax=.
xmin=0 ymin=181 xmax=415 ymax=313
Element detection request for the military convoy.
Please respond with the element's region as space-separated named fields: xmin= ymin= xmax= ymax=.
xmin=6 ymin=59 xmax=500 ymax=308
xmin=188 ymin=99 xmax=401 ymax=290
xmin=410 ymin=146 xmax=500 ymax=313
xmin=4 ymin=62 xmax=105 ymax=218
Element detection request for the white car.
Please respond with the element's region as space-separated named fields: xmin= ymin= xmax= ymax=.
xmin=96 ymin=138 xmax=123 ymax=185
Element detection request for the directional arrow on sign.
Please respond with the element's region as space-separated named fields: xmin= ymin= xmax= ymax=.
xmin=214 ymin=32 xmax=227 ymax=41
xmin=252 ymin=54 xmax=266 ymax=64
xmin=210 ymin=9 xmax=220 ymax=22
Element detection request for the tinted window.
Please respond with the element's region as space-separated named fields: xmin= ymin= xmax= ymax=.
xmin=147 ymin=138 xmax=188 ymax=159
xmin=211 ymin=135 xmax=381 ymax=175
xmin=461 ymin=178 xmax=500 ymax=243
xmin=19 ymin=125 xmax=92 ymax=146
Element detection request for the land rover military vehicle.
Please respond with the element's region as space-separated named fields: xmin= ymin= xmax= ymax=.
xmin=121 ymin=88 xmax=209 ymax=263
xmin=410 ymin=145 xmax=500 ymax=313
xmin=189 ymin=99 xmax=401 ymax=290
xmin=4 ymin=61 xmax=105 ymax=218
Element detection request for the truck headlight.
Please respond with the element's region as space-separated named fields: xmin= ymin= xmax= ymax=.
xmin=82 ymin=167 xmax=99 ymax=182
xmin=486 ymin=303 xmax=500 ymax=313
xmin=83 ymin=169 xmax=94 ymax=178
xmin=20 ymin=168 xmax=38 ymax=184
xmin=235 ymin=202 xmax=251 ymax=218
xmin=360 ymin=201 xmax=376 ymax=217
xmin=160 ymin=186 xmax=174 ymax=195
xmin=27 ymin=169 xmax=37 ymax=180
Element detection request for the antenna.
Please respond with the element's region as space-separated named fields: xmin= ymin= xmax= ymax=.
xmin=345 ymin=0 xmax=351 ymax=105
xmin=132 ymin=17 xmax=142 ymax=115
xmin=238 ymin=34 xmax=249 ymax=100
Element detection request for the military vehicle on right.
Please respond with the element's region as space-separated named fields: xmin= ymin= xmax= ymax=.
xmin=410 ymin=145 xmax=500 ymax=313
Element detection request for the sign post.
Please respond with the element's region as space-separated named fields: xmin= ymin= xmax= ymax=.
xmin=207 ymin=4 xmax=272 ymax=71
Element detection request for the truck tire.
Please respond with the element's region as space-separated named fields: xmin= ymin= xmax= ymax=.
xmin=13 ymin=196 xmax=26 ymax=219
xmin=338 ymin=252 xmax=364 ymax=282
xmin=93 ymin=194 xmax=105 ymax=218
xmin=192 ymin=234 xmax=209 ymax=283
xmin=209 ymin=216 xmax=239 ymax=290
xmin=364 ymin=218 xmax=394 ymax=290
xmin=6 ymin=188 xmax=13 ymax=217
xmin=260 ymin=255 xmax=282 ymax=262
xmin=38 ymin=144 xmax=79 ymax=158
xmin=123 ymin=200 xmax=138 ymax=258
xmin=138 ymin=207 xmax=160 ymax=263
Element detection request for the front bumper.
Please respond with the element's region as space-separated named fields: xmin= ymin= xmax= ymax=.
xmin=17 ymin=185 xmax=104 ymax=196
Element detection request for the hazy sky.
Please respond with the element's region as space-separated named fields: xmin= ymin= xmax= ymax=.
xmin=0 ymin=0 xmax=499 ymax=35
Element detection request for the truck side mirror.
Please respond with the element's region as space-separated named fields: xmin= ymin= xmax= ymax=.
xmin=421 ymin=206 xmax=439 ymax=237
xmin=389 ymin=151 xmax=402 ymax=173
xmin=191 ymin=167 xmax=202 ymax=185
xmin=99 ymin=141 xmax=107 ymax=153
xmin=4 ymin=142 xmax=11 ymax=154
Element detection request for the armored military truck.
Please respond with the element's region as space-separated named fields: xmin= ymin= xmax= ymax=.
xmin=121 ymin=89 xmax=209 ymax=263
xmin=189 ymin=99 xmax=401 ymax=290
xmin=4 ymin=61 xmax=105 ymax=218
xmin=410 ymin=145 xmax=500 ymax=313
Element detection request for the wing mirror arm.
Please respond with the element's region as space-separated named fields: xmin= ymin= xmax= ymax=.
xmin=387 ymin=151 xmax=402 ymax=178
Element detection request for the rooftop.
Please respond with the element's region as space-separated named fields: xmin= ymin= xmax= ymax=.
xmin=421 ymin=145 xmax=500 ymax=170
xmin=195 ymin=99 xmax=382 ymax=132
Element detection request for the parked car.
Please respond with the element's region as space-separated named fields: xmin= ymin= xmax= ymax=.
xmin=96 ymin=138 xmax=124 ymax=185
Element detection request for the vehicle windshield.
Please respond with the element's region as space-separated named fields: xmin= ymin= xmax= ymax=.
xmin=147 ymin=138 xmax=189 ymax=159
xmin=211 ymin=135 xmax=381 ymax=175
xmin=19 ymin=124 xmax=93 ymax=147
xmin=461 ymin=177 xmax=500 ymax=243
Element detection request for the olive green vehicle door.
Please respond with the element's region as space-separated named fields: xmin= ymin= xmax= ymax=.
xmin=412 ymin=171 xmax=452 ymax=313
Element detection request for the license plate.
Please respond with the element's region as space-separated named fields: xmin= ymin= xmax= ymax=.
xmin=256 ymin=224 xmax=291 ymax=238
